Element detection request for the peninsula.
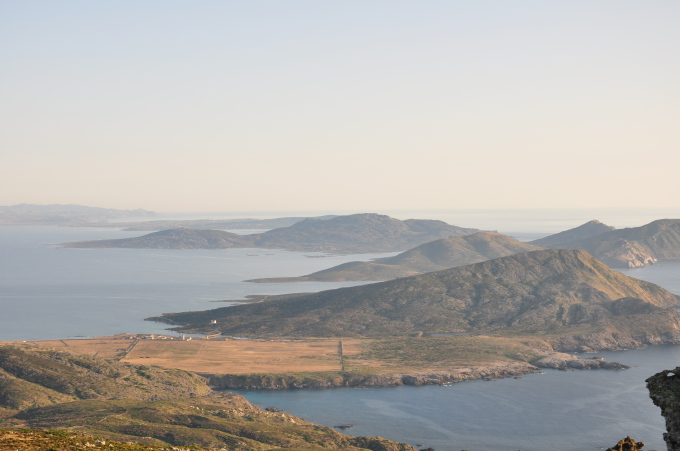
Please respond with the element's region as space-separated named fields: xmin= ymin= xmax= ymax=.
xmin=248 ymin=231 xmax=542 ymax=282
xmin=63 ymin=213 xmax=481 ymax=253
xmin=153 ymin=249 xmax=680 ymax=352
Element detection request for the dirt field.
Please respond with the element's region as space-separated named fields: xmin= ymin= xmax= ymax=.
xmin=124 ymin=338 xmax=358 ymax=373
xmin=3 ymin=336 xmax=366 ymax=374
xmin=2 ymin=334 xmax=537 ymax=377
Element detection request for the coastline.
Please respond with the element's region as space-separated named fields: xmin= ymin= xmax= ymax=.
xmin=201 ymin=362 xmax=539 ymax=390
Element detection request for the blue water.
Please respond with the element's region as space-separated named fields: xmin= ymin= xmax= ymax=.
xmin=0 ymin=226 xmax=385 ymax=340
xmin=225 ymin=259 xmax=680 ymax=451
xmin=230 ymin=345 xmax=680 ymax=451
xmin=2 ymin=215 xmax=680 ymax=450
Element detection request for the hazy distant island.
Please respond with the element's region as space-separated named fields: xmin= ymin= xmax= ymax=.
xmin=0 ymin=203 xmax=156 ymax=225
xmin=86 ymin=215 xmax=339 ymax=231
xmin=248 ymin=231 xmax=542 ymax=282
xmin=63 ymin=213 xmax=482 ymax=253
xmin=531 ymin=218 xmax=680 ymax=268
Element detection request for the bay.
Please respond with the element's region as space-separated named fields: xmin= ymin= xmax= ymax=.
xmin=230 ymin=344 xmax=677 ymax=451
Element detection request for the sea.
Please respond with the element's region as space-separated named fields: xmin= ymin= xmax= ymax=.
xmin=2 ymin=208 xmax=680 ymax=451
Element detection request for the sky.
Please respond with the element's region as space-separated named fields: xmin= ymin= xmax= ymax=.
xmin=1 ymin=1 xmax=679 ymax=213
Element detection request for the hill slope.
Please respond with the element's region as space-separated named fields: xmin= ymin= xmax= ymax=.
xmin=0 ymin=346 xmax=416 ymax=450
xmin=152 ymin=249 xmax=680 ymax=351
xmin=533 ymin=219 xmax=680 ymax=268
xmin=64 ymin=213 xmax=481 ymax=253
xmin=0 ymin=345 xmax=210 ymax=410
xmin=250 ymin=232 xmax=542 ymax=282
xmin=530 ymin=220 xmax=615 ymax=247
xmin=5 ymin=394 xmax=415 ymax=450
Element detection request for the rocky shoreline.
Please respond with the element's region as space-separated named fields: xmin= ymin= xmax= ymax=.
xmin=533 ymin=352 xmax=629 ymax=370
xmin=201 ymin=362 xmax=537 ymax=390
xmin=201 ymin=355 xmax=629 ymax=390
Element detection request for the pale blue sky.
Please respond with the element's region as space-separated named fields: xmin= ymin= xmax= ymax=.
xmin=1 ymin=1 xmax=679 ymax=212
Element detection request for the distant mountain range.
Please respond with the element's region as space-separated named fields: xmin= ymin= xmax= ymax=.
xmin=151 ymin=249 xmax=680 ymax=351
xmin=531 ymin=219 xmax=680 ymax=268
xmin=64 ymin=213 xmax=481 ymax=253
xmin=0 ymin=204 xmax=155 ymax=225
xmin=249 ymin=231 xmax=542 ymax=282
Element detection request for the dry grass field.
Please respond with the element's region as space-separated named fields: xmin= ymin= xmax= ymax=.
xmin=2 ymin=335 xmax=369 ymax=374
xmin=124 ymin=338 xmax=360 ymax=374
xmin=2 ymin=334 xmax=544 ymax=377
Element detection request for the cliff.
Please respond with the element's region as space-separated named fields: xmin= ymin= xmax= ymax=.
xmin=647 ymin=367 xmax=680 ymax=451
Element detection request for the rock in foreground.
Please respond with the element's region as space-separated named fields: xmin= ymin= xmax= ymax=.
xmin=648 ymin=367 xmax=680 ymax=451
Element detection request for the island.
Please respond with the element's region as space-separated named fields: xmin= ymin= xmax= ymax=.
xmin=63 ymin=213 xmax=481 ymax=253
xmin=248 ymin=231 xmax=542 ymax=282
xmin=0 ymin=203 xmax=155 ymax=225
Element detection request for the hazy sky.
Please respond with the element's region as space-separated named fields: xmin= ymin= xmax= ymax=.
xmin=1 ymin=1 xmax=679 ymax=212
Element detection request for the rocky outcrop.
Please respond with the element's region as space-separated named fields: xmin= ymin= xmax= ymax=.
xmin=200 ymin=362 xmax=538 ymax=390
xmin=647 ymin=367 xmax=680 ymax=451
xmin=606 ymin=436 xmax=645 ymax=451
xmin=533 ymin=352 xmax=629 ymax=370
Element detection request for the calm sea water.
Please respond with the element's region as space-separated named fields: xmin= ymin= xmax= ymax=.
xmin=1 ymin=211 xmax=680 ymax=450
xmin=0 ymin=226 xmax=384 ymax=341
xmin=230 ymin=345 xmax=678 ymax=451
